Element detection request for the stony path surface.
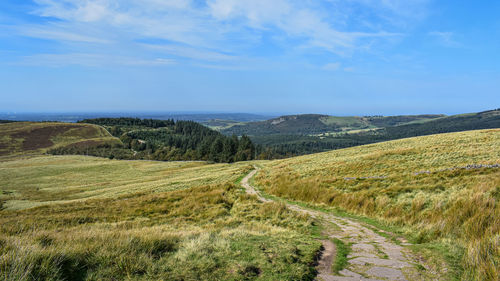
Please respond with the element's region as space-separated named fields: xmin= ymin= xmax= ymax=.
xmin=241 ymin=166 xmax=441 ymax=281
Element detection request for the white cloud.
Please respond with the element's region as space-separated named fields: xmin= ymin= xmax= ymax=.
xmin=18 ymin=26 xmax=110 ymax=43
xmin=33 ymin=0 xmax=112 ymax=22
xmin=323 ymin=62 xmax=341 ymax=71
xmin=206 ymin=0 xmax=402 ymax=55
xmin=10 ymin=0 xmax=428 ymax=67
xmin=142 ymin=44 xmax=237 ymax=61
xmin=429 ymin=31 xmax=461 ymax=47
xmin=18 ymin=53 xmax=175 ymax=67
xmin=207 ymin=0 xmax=291 ymax=26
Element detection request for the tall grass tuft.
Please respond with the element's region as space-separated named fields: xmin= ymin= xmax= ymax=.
xmin=0 ymin=182 xmax=321 ymax=280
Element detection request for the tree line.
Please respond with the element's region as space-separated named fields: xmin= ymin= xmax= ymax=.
xmin=53 ymin=118 xmax=256 ymax=163
xmin=78 ymin=117 xmax=175 ymax=128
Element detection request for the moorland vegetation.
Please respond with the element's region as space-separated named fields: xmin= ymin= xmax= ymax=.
xmin=0 ymin=120 xmax=499 ymax=280
xmin=255 ymin=129 xmax=500 ymax=280
xmin=0 ymin=158 xmax=320 ymax=280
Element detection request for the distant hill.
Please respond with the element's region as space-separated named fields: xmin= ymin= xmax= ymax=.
xmin=221 ymin=114 xmax=443 ymax=136
xmin=72 ymin=118 xmax=256 ymax=162
xmin=224 ymin=109 xmax=500 ymax=159
xmin=200 ymin=119 xmax=245 ymax=130
xmin=4 ymin=110 xmax=498 ymax=160
xmin=0 ymin=119 xmax=257 ymax=163
xmin=381 ymin=109 xmax=500 ymax=138
xmin=0 ymin=122 xmax=120 ymax=157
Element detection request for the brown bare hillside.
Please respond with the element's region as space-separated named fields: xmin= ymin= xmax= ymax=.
xmin=0 ymin=122 xmax=120 ymax=157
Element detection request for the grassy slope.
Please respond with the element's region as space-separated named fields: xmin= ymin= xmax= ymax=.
xmin=201 ymin=119 xmax=245 ymax=130
xmin=382 ymin=109 xmax=500 ymax=139
xmin=255 ymin=129 xmax=500 ymax=280
xmin=0 ymin=182 xmax=320 ymax=280
xmin=0 ymin=156 xmax=254 ymax=210
xmin=0 ymin=156 xmax=321 ymax=280
xmin=0 ymin=122 xmax=120 ymax=158
xmin=2 ymin=122 xmax=499 ymax=280
xmin=318 ymin=116 xmax=370 ymax=128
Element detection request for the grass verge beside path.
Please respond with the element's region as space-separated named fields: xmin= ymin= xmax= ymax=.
xmin=254 ymin=130 xmax=500 ymax=280
xmin=249 ymin=166 xmax=464 ymax=280
xmin=332 ymin=238 xmax=351 ymax=274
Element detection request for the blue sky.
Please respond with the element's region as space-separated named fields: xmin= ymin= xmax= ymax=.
xmin=0 ymin=0 xmax=499 ymax=115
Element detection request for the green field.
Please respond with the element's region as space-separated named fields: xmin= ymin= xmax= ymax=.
xmin=201 ymin=119 xmax=245 ymax=130
xmin=0 ymin=122 xmax=499 ymax=280
xmin=318 ymin=116 xmax=372 ymax=128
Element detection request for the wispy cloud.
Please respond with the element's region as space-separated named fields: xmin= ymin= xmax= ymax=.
xmin=322 ymin=62 xmax=341 ymax=71
xmin=142 ymin=44 xmax=238 ymax=62
xmin=206 ymin=0 xmax=403 ymax=56
xmin=18 ymin=26 xmax=111 ymax=43
xmin=17 ymin=53 xmax=175 ymax=67
xmin=428 ymin=31 xmax=461 ymax=47
xmin=5 ymin=0 xmax=430 ymax=67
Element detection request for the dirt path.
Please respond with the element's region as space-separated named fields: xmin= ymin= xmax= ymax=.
xmin=241 ymin=166 xmax=441 ymax=281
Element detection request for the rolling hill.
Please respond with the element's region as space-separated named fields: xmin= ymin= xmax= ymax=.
xmin=221 ymin=113 xmax=444 ymax=136
xmin=1 ymin=119 xmax=257 ymax=163
xmin=76 ymin=118 xmax=256 ymax=162
xmin=381 ymin=108 xmax=500 ymax=138
xmin=0 ymin=122 xmax=318 ymax=280
xmin=0 ymin=155 xmax=320 ymax=280
xmin=0 ymin=122 xmax=120 ymax=158
xmin=228 ymin=109 xmax=500 ymax=158
xmin=0 ymin=119 xmax=499 ymax=280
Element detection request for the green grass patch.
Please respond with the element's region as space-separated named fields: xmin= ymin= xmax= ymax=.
xmin=410 ymin=241 xmax=464 ymax=281
xmin=332 ymin=238 xmax=351 ymax=274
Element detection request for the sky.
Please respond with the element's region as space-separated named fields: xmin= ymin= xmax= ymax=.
xmin=0 ymin=0 xmax=499 ymax=115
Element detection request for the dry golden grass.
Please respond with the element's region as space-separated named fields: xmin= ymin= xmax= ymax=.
xmin=0 ymin=155 xmax=256 ymax=210
xmin=255 ymin=129 xmax=500 ymax=280
xmin=0 ymin=182 xmax=321 ymax=280
xmin=0 ymin=123 xmax=321 ymax=281
xmin=2 ymin=124 xmax=499 ymax=280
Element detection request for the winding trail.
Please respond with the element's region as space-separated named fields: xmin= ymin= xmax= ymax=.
xmin=241 ymin=166 xmax=442 ymax=281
